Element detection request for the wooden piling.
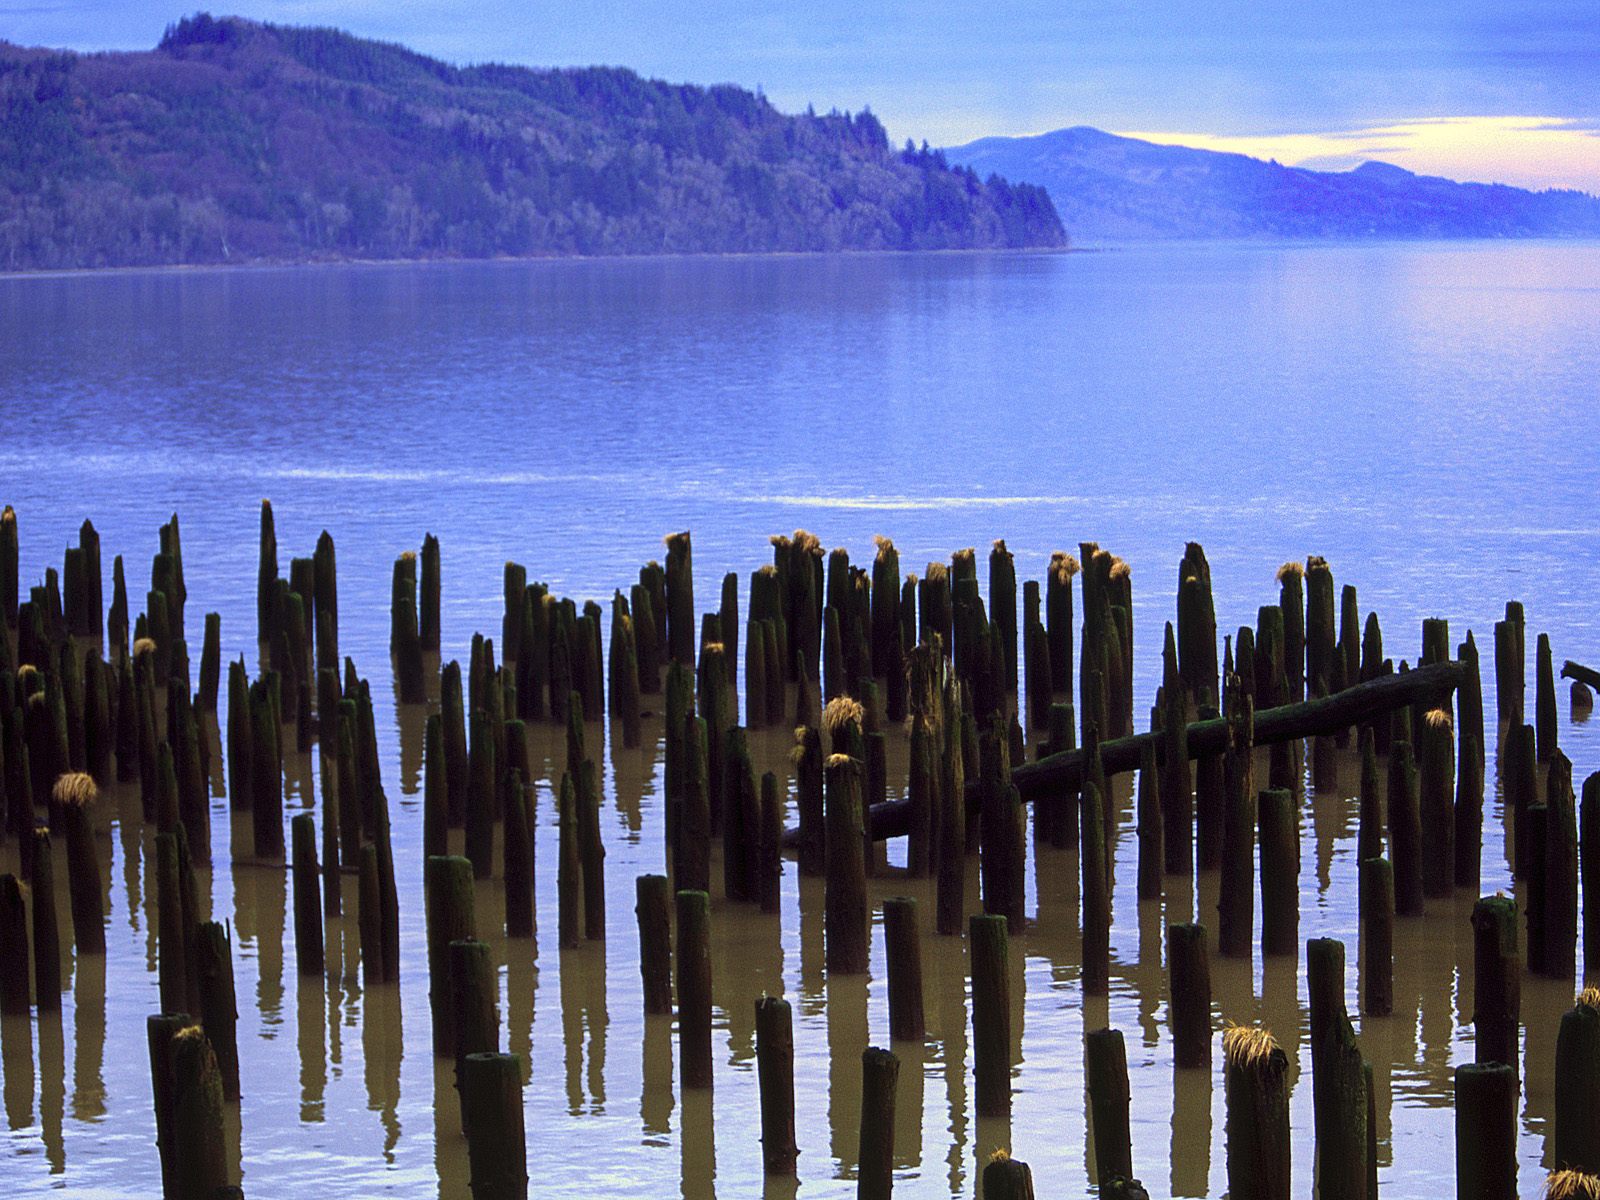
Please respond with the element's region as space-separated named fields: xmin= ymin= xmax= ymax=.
xmin=169 ymin=1025 xmax=228 ymax=1198
xmin=1258 ymin=787 xmax=1297 ymax=957
xmin=449 ymin=937 xmax=500 ymax=1082
xmin=1082 ymin=777 xmax=1110 ymax=993
xmin=1223 ymin=1024 xmax=1291 ymax=1200
xmin=155 ymin=834 xmax=188 ymax=1014
xmin=426 ymin=855 xmax=476 ymax=1056
xmin=1360 ymin=857 xmax=1394 ymax=1017
xmin=58 ymin=772 xmax=104 ymax=954
xmin=1168 ymin=923 xmax=1212 ymax=1069
xmin=558 ymin=773 xmax=582 ymax=950
xmin=676 ymin=889 xmax=713 ymax=1090
xmin=635 ymin=874 xmax=672 ymax=1016
xmin=1086 ymin=1027 xmax=1134 ymax=1186
xmin=291 ymin=813 xmax=324 ymax=976
xmin=858 ymin=1046 xmax=900 ymax=1200
xmin=1136 ymin=738 xmax=1163 ymax=901
xmin=1538 ymin=632 xmax=1558 ymax=762
xmin=1471 ymin=895 xmax=1521 ymax=1070
xmin=30 ymin=829 xmax=60 ymax=1011
xmin=1387 ymin=740 xmax=1424 ymax=916
xmin=1546 ymin=750 xmax=1579 ymax=981
xmin=882 ymin=896 xmax=924 ymax=1043
xmin=984 ymin=1153 xmax=1036 ymax=1200
xmin=194 ymin=921 xmax=240 ymax=1101
xmin=1419 ymin=708 xmax=1456 ymax=898
xmin=970 ymin=912 xmax=1011 ymax=1118
xmin=664 ymin=532 xmax=695 ymax=668
xmin=1218 ymin=712 xmax=1255 ymax=959
xmin=1307 ymin=938 xmax=1368 ymax=1199
xmin=146 ymin=1012 xmax=191 ymax=1195
xmin=0 ymin=874 xmax=28 ymax=1016
xmin=756 ymin=994 xmax=798 ymax=1175
xmin=1584 ymin=772 xmax=1600 ymax=983
xmin=1456 ymin=1061 xmax=1517 ymax=1200
xmin=460 ymin=1052 xmax=528 ymax=1200
xmin=825 ymin=754 xmax=869 ymax=974
xmin=1556 ymin=994 xmax=1600 ymax=1173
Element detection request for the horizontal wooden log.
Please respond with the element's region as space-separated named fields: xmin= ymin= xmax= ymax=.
xmin=854 ymin=660 xmax=1465 ymax=842
xmin=1560 ymin=660 xmax=1600 ymax=693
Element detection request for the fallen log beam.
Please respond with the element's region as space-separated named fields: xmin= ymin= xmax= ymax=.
xmin=1559 ymin=660 xmax=1600 ymax=693
xmin=855 ymin=659 xmax=1466 ymax=842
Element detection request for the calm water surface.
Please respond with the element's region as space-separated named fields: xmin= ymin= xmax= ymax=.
xmin=1 ymin=243 xmax=1599 ymax=1197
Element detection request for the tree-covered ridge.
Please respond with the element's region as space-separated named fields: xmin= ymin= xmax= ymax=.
xmin=0 ymin=14 xmax=1065 ymax=270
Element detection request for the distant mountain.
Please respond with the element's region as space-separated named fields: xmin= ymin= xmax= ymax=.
xmin=0 ymin=15 xmax=1063 ymax=271
xmin=945 ymin=125 xmax=1600 ymax=242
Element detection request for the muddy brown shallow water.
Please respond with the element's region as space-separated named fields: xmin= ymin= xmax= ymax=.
xmin=2 ymin=245 xmax=1598 ymax=1197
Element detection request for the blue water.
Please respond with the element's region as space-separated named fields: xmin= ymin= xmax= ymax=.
xmin=1 ymin=242 xmax=1598 ymax=1198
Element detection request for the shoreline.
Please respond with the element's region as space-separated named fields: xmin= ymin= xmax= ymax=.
xmin=0 ymin=243 xmax=1086 ymax=283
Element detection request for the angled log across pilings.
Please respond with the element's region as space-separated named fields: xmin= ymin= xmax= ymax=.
xmin=857 ymin=660 xmax=1466 ymax=843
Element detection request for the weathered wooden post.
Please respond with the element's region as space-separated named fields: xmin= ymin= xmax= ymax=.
xmin=858 ymin=1047 xmax=900 ymax=1200
xmin=756 ymin=994 xmax=798 ymax=1175
xmin=1223 ymin=1025 xmax=1291 ymax=1200
xmin=1456 ymin=1061 xmax=1517 ymax=1200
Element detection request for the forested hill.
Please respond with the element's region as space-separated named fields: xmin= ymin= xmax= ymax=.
xmin=0 ymin=15 xmax=1065 ymax=271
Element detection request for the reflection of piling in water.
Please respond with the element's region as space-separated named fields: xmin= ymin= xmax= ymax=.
xmin=1455 ymin=1061 xmax=1517 ymax=1200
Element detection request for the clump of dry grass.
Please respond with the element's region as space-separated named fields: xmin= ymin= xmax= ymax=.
xmin=133 ymin=636 xmax=157 ymax=657
xmin=987 ymin=1147 xmax=1011 ymax=1164
xmin=1222 ymin=1023 xmax=1278 ymax=1070
xmin=663 ymin=530 xmax=691 ymax=551
xmin=702 ymin=641 xmax=724 ymax=656
xmin=399 ymin=549 xmax=415 ymax=562
xmin=792 ymin=530 xmax=822 ymax=557
xmin=756 ymin=563 xmax=777 ymax=580
xmin=1546 ymin=1169 xmax=1600 ymax=1200
xmin=52 ymin=771 xmax=98 ymax=810
xmin=952 ymin=548 xmax=975 ymax=569
xmin=1425 ymin=708 xmax=1453 ymax=730
xmin=1577 ymin=986 xmax=1600 ymax=1011
xmin=925 ymin=562 xmax=948 ymax=583
xmin=822 ymin=696 xmax=863 ymax=734
xmin=1275 ymin=561 xmax=1304 ymax=582
xmin=825 ymin=753 xmax=854 ymax=769
xmin=1050 ymin=551 xmax=1080 ymax=581
xmin=789 ymin=728 xmax=811 ymax=765
xmin=873 ymin=535 xmax=895 ymax=554
xmin=16 ymin=663 xmax=39 ymax=688
xmin=1110 ymin=557 xmax=1131 ymax=582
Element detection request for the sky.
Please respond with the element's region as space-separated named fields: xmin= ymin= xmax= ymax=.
xmin=3 ymin=2 xmax=1598 ymax=191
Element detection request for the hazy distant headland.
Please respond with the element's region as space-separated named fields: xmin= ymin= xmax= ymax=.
xmin=946 ymin=125 xmax=1600 ymax=242
xmin=0 ymin=14 xmax=1065 ymax=272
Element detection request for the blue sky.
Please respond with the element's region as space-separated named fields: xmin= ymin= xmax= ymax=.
xmin=4 ymin=2 xmax=1598 ymax=189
